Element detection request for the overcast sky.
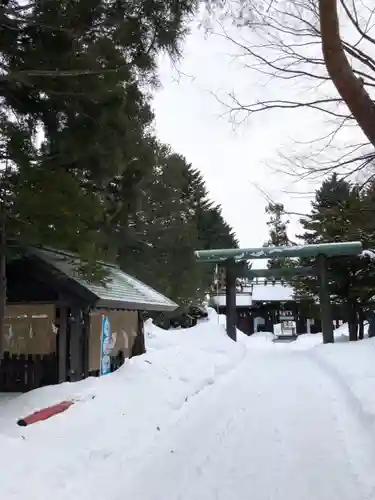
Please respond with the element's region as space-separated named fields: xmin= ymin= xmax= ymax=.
xmin=152 ymin=4 xmax=371 ymax=257
xmin=152 ymin=23 xmax=320 ymax=256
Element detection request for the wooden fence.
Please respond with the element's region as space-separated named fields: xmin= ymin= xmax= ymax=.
xmin=0 ymin=352 xmax=58 ymax=392
xmin=0 ymin=350 xmax=124 ymax=392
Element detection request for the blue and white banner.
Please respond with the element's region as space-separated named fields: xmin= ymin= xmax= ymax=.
xmin=100 ymin=314 xmax=112 ymax=376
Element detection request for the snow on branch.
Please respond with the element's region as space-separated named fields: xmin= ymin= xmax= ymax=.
xmin=360 ymin=249 xmax=375 ymax=260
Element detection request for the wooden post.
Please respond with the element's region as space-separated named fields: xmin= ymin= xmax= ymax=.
xmin=58 ymin=306 xmax=68 ymax=383
xmin=317 ymin=254 xmax=334 ymax=343
xmin=131 ymin=312 xmax=146 ymax=357
xmin=265 ymin=311 xmax=273 ymax=333
xmin=248 ymin=311 xmax=254 ymax=335
xmin=296 ymin=309 xmax=305 ymax=335
xmin=82 ymin=311 xmax=90 ymax=379
xmin=225 ymin=260 xmax=237 ymax=341
xmin=69 ymin=307 xmax=82 ymax=381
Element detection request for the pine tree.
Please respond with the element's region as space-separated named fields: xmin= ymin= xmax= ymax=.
xmin=1 ymin=0 xmax=185 ymax=255
xmin=296 ymin=174 xmax=375 ymax=341
xmin=115 ymin=148 xmax=198 ymax=305
xmin=116 ymin=147 xmax=238 ymax=307
xmin=0 ymin=0 xmax=199 ymax=354
xmin=264 ymin=202 xmax=294 ymax=271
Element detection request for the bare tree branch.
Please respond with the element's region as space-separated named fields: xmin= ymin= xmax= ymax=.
xmin=340 ymin=0 xmax=375 ymax=46
xmin=206 ymin=0 xmax=375 ymax=181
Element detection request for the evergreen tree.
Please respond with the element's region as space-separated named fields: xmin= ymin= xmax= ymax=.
xmin=182 ymin=163 xmax=240 ymax=298
xmin=296 ymin=174 xmax=375 ymax=340
xmin=0 ymin=0 xmax=198 ymax=353
xmin=264 ymin=202 xmax=294 ymax=271
xmin=1 ymin=0 xmax=198 ymax=230
xmin=1 ymin=0 xmax=197 ymax=253
xmin=116 ymin=147 xmax=238 ymax=307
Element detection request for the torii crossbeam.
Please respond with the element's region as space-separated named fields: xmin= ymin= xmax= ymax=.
xmin=194 ymin=241 xmax=363 ymax=344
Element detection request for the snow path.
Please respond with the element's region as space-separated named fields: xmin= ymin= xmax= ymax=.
xmin=121 ymin=348 xmax=375 ymax=500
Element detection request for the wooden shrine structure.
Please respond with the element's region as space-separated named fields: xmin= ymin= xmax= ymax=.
xmin=195 ymin=241 xmax=363 ymax=344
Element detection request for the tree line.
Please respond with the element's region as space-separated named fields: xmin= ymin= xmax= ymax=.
xmin=0 ymin=0 xmax=237 ymax=352
xmin=2 ymin=0 xmax=373 ymax=340
xmin=264 ymin=175 xmax=375 ymax=341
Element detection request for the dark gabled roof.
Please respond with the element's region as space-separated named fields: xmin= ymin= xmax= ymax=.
xmin=26 ymin=246 xmax=178 ymax=312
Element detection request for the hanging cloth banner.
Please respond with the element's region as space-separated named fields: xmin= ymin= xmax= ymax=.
xmin=100 ymin=314 xmax=112 ymax=376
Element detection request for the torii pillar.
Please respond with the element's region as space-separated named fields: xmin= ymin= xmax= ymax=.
xmin=225 ymin=260 xmax=237 ymax=342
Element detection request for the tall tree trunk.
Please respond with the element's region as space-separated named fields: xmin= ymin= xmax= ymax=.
xmin=0 ymin=201 xmax=6 ymax=359
xmin=348 ymin=299 xmax=358 ymax=341
xmin=0 ymin=159 xmax=11 ymax=360
xmin=319 ymin=0 xmax=375 ymax=147
xmin=369 ymin=312 xmax=375 ymax=338
xmin=358 ymin=306 xmax=364 ymax=340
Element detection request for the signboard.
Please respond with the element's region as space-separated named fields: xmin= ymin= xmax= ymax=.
xmin=281 ymin=320 xmax=296 ymax=333
xmin=100 ymin=314 xmax=112 ymax=376
xmin=278 ymin=310 xmax=296 ymax=335
xmin=279 ymin=310 xmax=294 ymax=321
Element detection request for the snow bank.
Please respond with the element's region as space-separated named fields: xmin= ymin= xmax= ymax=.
xmin=300 ymin=321 xmax=369 ymax=346
xmin=246 ymin=321 xmax=368 ymax=351
xmin=247 ymin=320 xmax=375 ymax=429
xmin=244 ymin=331 xmax=276 ymax=349
xmin=243 ymin=321 xmax=375 ymax=445
xmin=2 ymin=309 xmax=375 ymax=500
xmin=310 ymin=335 xmax=375 ymax=425
xmin=0 ymin=308 xmax=247 ymax=500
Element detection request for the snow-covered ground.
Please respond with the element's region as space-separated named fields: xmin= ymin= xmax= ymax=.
xmin=1 ymin=309 xmax=375 ymax=500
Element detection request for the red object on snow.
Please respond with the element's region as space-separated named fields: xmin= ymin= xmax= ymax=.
xmin=17 ymin=401 xmax=74 ymax=426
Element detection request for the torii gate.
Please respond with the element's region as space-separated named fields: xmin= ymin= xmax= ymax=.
xmin=194 ymin=241 xmax=363 ymax=344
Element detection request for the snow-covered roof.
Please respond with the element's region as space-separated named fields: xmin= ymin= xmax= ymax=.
xmin=210 ymin=283 xmax=295 ymax=307
xmin=252 ymin=283 xmax=294 ymax=302
xmin=27 ymin=246 xmax=178 ymax=311
xmin=210 ymin=292 xmax=252 ymax=307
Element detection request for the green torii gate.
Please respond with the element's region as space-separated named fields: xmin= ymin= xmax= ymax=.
xmin=194 ymin=241 xmax=363 ymax=344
